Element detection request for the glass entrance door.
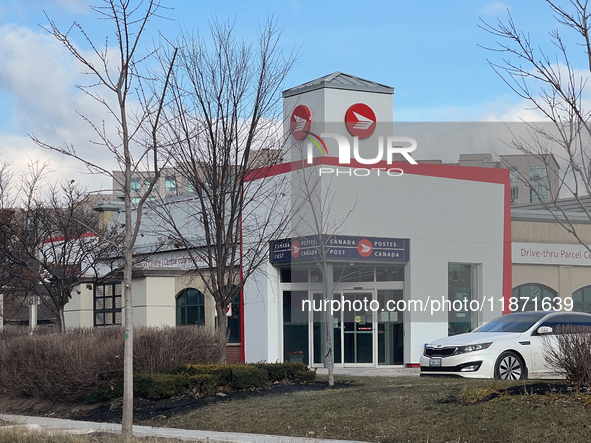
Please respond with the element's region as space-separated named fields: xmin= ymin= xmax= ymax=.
xmin=308 ymin=289 xmax=404 ymax=367
xmin=342 ymin=292 xmax=374 ymax=365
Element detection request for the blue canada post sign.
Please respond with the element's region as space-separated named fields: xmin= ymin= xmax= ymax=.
xmin=269 ymin=235 xmax=409 ymax=264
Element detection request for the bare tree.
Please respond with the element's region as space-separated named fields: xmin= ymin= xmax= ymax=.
xmin=0 ymin=167 xmax=123 ymax=332
xmin=30 ymin=0 xmax=176 ymax=435
xmin=290 ymin=160 xmax=357 ymax=387
xmin=0 ymin=158 xmax=24 ymax=326
xmin=481 ymin=0 xmax=591 ymax=248
xmin=149 ymin=18 xmax=296 ymax=353
xmin=542 ymin=324 xmax=591 ymax=390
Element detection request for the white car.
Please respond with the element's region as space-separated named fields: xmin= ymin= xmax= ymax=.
xmin=420 ymin=311 xmax=591 ymax=379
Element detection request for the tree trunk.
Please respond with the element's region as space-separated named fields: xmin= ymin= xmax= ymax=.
xmin=323 ymin=257 xmax=334 ymax=387
xmin=56 ymin=307 xmax=66 ymax=333
xmin=122 ymin=187 xmax=134 ymax=436
xmin=216 ymin=302 xmax=228 ymax=363
xmin=122 ymin=256 xmax=133 ymax=435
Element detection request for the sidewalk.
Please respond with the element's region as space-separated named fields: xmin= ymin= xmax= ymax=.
xmin=0 ymin=414 xmax=371 ymax=443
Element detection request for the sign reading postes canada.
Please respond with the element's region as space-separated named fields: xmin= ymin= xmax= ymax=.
xmin=345 ymin=103 xmax=376 ymax=139
xmin=290 ymin=105 xmax=312 ymax=140
xmin=270 ymin=235 xmax=409 ymax=263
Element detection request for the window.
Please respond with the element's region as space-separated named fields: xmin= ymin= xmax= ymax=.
xmin=165 ymin=176 xmax=176 ymax=192
xmin=333 ymin=265 xmax=374 ymax=282
xmin=530 ymin=165 xmax=548 ymax=183
xmin=512 ymin=283 xmax=558 ymax=311
xmin=94 ymin=282 xmax=122 ymax=326
xmin=509 ymin=166 xmax=518 ymax=183
xmin=538 ymin=313 xmax=591 ymax=333
xmin=145 ymin=177 xmax=154 ymax=192
xmin=530 ymin=185 xmax=548 ymax=203
xmin=511 ymin=186 xmax=519 ymax=201
xmin=529 ymin=165 xmax=549 ymax=202
xmin=176 ymin=288 xmax=205 ymax=326
xmin=187 ymin=178 xmax=197 ymax=193
xmin=227 ymin=287 xmax=241 ymax=343
xmin=573 ymin=286 xmax=591 ymax=314
xmin=280 ymin=266 xmax=324 ymax=283
xmin=283 ymin=291 xmax=309 ymax=365
xmin=130 ymin=177 xmax=141 ymax=193
xmin=281 ymin=267 xmax=309 ymax=283
xmin=448 ymin=263 xmax=479 ymax=336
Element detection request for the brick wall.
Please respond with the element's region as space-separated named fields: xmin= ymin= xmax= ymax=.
xmin=226 ymin=345 xmax=242 ymax=363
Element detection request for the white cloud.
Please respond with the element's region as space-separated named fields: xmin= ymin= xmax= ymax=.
xmin=481 ymin=64 xmax=591 ymax=122
xmin=481 ymin=2 xmax=509 ymax=16
xmin=0 ymin=23 xmax=146 ymax=194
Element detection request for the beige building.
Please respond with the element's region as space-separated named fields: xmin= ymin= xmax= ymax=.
xmin=511 ymin=196 xmax=591 ymax=313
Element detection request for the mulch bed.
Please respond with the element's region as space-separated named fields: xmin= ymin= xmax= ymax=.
xmin=0 ymin=381 xmax=354 ymax=424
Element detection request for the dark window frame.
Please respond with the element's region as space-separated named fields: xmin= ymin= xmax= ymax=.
xmin=176 ymin=288 xmax=205 ymax=326
xmin=94 ymin=282 xmax=122 ymax=326
xmin=573 ymin=286 xmax=591 ymax=314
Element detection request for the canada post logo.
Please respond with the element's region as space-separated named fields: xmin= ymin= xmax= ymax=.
xmin=290 ymin=105 xmax=312 ymax=140
xmin=290 ymin=104 xmax=417 ymax=177
xmin=345 ymin=103 xmax=376 ymax=139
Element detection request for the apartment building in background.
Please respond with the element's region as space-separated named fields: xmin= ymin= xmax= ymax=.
xmin=111 ymin=149 xmax=284 ymax=203
xmin=457 ymin=153 xmax=560 ymax=204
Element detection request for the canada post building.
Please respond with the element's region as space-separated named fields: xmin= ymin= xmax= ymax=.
xmin=242 ymin=73 xmax=512 ymax=367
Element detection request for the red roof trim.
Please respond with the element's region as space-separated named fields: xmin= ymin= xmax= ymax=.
xmin=43 ymin=232 xmax=98 ymax=244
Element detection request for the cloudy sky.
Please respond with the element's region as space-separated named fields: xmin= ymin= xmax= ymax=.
xmin=0 ymin=0 xmax=587 ymax=191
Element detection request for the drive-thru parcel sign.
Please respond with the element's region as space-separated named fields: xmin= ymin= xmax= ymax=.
xmin=270 ymin=235 xmax=409 ymax=264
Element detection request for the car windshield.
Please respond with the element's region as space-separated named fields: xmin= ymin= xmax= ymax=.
xmin=474 ymin=312 xmax=548 ymax=333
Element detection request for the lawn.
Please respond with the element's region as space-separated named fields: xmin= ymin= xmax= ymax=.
xmin=136 ymin=375 xmax=591 ymax=443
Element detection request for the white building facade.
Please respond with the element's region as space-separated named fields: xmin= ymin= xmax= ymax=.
xmin=243 ymin=73 xmax=511 ymax=367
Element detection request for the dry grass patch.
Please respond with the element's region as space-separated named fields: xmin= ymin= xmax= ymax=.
xmin=135 ymin=376 xmax=591 ymax=442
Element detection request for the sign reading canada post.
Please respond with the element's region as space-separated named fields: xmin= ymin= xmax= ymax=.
xmin=270 ymin=235 xmax=409 ymax=264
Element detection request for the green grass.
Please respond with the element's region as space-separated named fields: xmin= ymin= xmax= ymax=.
xmin=137 ymin=376 xmax=591 ymax=443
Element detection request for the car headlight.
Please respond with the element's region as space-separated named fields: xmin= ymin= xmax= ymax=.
xmin=455 ymin=343 xmax=492 ymax=354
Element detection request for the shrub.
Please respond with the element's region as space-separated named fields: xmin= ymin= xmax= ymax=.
xmin=173 ymin=364 xmax=233 ymax=385
xmin=187 ymin=374 xmax=218 ymax=396
xmin=134 ymin=326 xmax=227 ymax=373
xmin=231 ymin=365 xmax=268 ymax=389
xmin=255 ymin=362 xmax=314 ymax=382
xmin=0 ymin=326 xmax=226 ymax=401
xmin=0 ymin=327 xmax=123 ymax=401
xmin=134 ymin=374 xmax=187 ymax=400
xmin=542 ymin=325 xmax=591 ymax=390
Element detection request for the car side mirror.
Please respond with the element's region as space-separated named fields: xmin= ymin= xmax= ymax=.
xmin=537 ymin=326 xmax=553 ymax=335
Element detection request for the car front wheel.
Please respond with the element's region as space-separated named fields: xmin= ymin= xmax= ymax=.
xmin=494 ymin=351 xmax=527 ymax=380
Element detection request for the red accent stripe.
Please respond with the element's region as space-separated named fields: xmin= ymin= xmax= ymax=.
xmin=503 ymin=175 xmax=513 ymax=314
xmin=43 ymin=232 xmax=98 ymax=244
xmin=406 ymin=363 xmax=420 ymax=368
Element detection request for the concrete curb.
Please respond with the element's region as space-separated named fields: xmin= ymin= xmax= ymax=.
xmin=0 ymin=414 xmax=371 ymax=443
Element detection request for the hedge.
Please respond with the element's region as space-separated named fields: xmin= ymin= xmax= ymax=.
xmin=86 ymin=362 xmax=316 ymax=402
